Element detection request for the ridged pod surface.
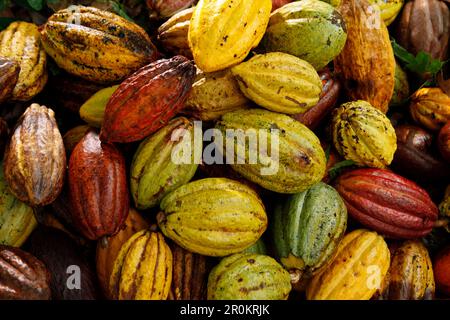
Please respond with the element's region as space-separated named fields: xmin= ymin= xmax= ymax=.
xmin=216 ymin=109 xmax=326 ymax=193
xmin=0 ymin=57 xmax=20 ymax=104
xmin=231 ymin=52 xmax=322 ymax=114
xmin=80 ymin=85 xmax=119 ymax=128
xmin=410 ymin=88 xmax=450 ymax=131
xmin=40 ymin=6 xmax=159 ymax=83
xmin=188 ymin=0 xmax=272 ymax=72
xmin=390 ymin=62 xmax=409 ymax=107
xmin=0 ymin=22 xmax=47 ymax=101
xmin=207 ymin=253 xmax=291 ymax=300
xmin=109 ymin=230 xmax=172 ymax=300
xmin=306 ymin=229 xmax=390 ymax=300
xmin=331 ymin=101 xmax=397 ymax=168
xmin=157 ymin=178 xmax=267 ymax=257
xmin=147 ymin=0 xmax=195 ymax=18
xmin=334 ymin=168 xmax=439 ymax=239
xmin=62 ymin=125 xmax=91 ymax=156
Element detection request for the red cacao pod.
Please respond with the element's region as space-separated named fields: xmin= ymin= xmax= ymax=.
xmin=335 ymin=168 xmax=439 ymax=239
xmin=438 ymin=121 xmax=450 ymax=162
xmin=272 ymin=0 xmax=291 ymax=11
xmin=68 ymin=130 xmax=129 ymax=240
xmin=0 ymin=245 xmax=51 ymax=300
xmin=434 ymin=245 xmax=450 ymax=296
xmin=100 ymin=55 xmax=196 ymax=143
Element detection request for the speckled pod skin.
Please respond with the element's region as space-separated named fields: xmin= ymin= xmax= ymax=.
xmin=0 ymin=58 xmax=20 ymax=104
xmin=410 ymin=88 xmax=450 ymax=132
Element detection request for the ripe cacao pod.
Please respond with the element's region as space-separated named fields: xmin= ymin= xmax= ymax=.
xmin=185 ymin=68 xmax=250 ymax=121
xmin=80 ymin=85 xmax=118 ymax=128
xmin=306 ymin=229 xmax=390 ymax=300
xmin=109 ymin=230 xmax=172 ymax=300
xmin=396 ymin=0 xmax=449 ymax=61
xmin=147 ymin=0 xmax=195 ymax=18
xmin=262 ymin=0 xmax=347 ymax=71
xmin=131 ymin=117 xmax=200 ymax=209
xmin=272 ymin=182 xmax=347 ymax=279
xmin=100 ymin=56 xmax=196 ymax=143
xmin=334 ymin=168 xmax=439 ymax=239
xmin=96 ymin=209 xmax=149 ymax=298
xmin=334 ymin=0 xmax=395 ymax=113
xmin=438 ymin=122 xmax=450 ymax=162
xmin=0 ymin=57 xmax=20 ymax=104
xmin=216 ymin=108 xmax=327 ymax=194
xmin=4 ymin=103 xmax=66 ymax=206
xmin=369 ymin=0 xmax=404 ymax=26
xmin=207 ymin=253 xmax=292 ymax=300
xmin=0 ymin=245 xmax=51 ymax=300
xmin=188 ymin=0 xmax=272 ymax=72
xmin=68 ymin=130 xmax=129 ymax=240
xmin=331 ymin=100 xmax=397 ymax=168
xmin=272 ymin=0 xmax=291 ymax=11
xmin=41 ymin=6 xmax=159 ymax=83
xmin=0 ymin=118 xmax=9 ymax=165
xmin=0 ymin=22 xmax=47 ymax=101
xmin=157 ymin=178 xmax=268 ymax=257
xmin=434 ymin=245 xmax=450 ymax=296
xmin=410 ymin=88 xmax=450 ymax=131
xmin=231 ymin=52 xmax=322 ymax=114
xmin=62 ymin=125 xmax=91 ymax=156
xmin=390 ymin=62 xmax=410 ymax=107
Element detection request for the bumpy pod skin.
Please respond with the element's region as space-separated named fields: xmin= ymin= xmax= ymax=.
xmin=207 ymin=253 xmax=291 ymax=300
xmin=188 ymin=0 xmax=272 ymax=72
xmin=216 ymin=108 xmax=327 ymax=194
xmin=40 ymin=6 xmax=159 ymax=83
xmin=100 ymin=56 xmax=196 ymax=143
xmin=331 ymin=100 xmax=397 ymax=168
xmin=131 ymin=117 xmax=200 ymax=209
xmin=157 ymin=178 xmax=268 ymax=257
xmin=0 ymin=245 xmax=51 ymax=300
xmin=0 ymin=57 xmax=20 ymax=104
xmin=109 ymin=230 xmax=173 ymax=300
xmin=306 ymin=229 xmax=390 ymax=300
xmin=410 ymin=88 xmax=450 ymax=132
xmin=334 ymin=168 xmax=439 ymax=239
xmin=68 ymin=131 xmax=129 ymax=240
xmin=0 ymin=22 xmax=47 ymax=101
xmin=4 ymin=104 xmax=66 ymax=207
xmin=231 ymin=52 xmax=322 ymax=114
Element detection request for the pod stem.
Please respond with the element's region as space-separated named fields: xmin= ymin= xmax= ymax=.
xmin=100 ymin=236 xmax=109 ymax=249
xmin=289 ymin=269 xmax=303 ymax=285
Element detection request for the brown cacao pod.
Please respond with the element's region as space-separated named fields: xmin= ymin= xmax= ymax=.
xmin=272 ymin=0 xmax=291 ymax=11
xmin=62 ymin=125 xmax=92 ymax=156
xmin=438 ymin=121 xmax=450 ymax=162
xmin=0 ymin=57 xmax=20 ymax=105
xmin=0 ymin=117 xmax=9 ymax=157
xmin=396 ymin=0 xmax=449 ymax=61
xmin=147 ymin=0 xmax=195 ymax=18
xmin=68 ymin=130 xmax=129 ymax=240
xmin=334 ymin=168 xmax=439 ymax=239
xmin=410 ymin=87 xmax=450 ymax=131
xmin=434 ymin=245 xmax=450 ymax=296
xmin=100 ymin=56 xmax=196 ymax=143
xmin=4 ymin=103 xmax=66 ymax=207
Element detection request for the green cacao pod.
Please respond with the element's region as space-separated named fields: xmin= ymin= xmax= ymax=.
xmin=243 ymin=238 xmax=268 ymax=255
xmin=331 ymin=100 xmax=397 ymax=168
xmin=390 ymin=62 xmax=410 ymax=107
xmin=231 ymin=52 xmax=322 ymax=114
xmin=272 ymin=182 xmax=347 ymax=279
xmin=261 ymin=0 xmax=347 ymax=70
xmin=157 ymin=178 xmax=268 ymax=257
xmin=216 ymin=108 xmax=326 ymax=194
xmin=130 ymin=117 xmax=200 ymax=209
xmin=79 ymin=85 xmax=119 ymax=128
xmin=207 ymin=253 xmax=291 ymax=300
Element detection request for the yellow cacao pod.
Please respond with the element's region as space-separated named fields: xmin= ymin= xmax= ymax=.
xmin=410 ymin=87 xmax=450 ymax=131
xmin=80 ymin=85 xmax=119 ymax=128
xmin=157 ymin=178 xmax=267 ymax=257
xmin=188 ymin=0 xmax=272 ymax=72
xmin=331 ymin=100 xmax=397 ymax=168
xmin=0 ymin=22 xmax=47 ymax=101
xmin=109 ymin=230 xmax=172 ymax=300
xmin=306 ymin=229 xmax=390 ymax=300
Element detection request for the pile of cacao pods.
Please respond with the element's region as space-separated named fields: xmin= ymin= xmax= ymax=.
xmin=0 ymin=0 xmax=449 ymax=301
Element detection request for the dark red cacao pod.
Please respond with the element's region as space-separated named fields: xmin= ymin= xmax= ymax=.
xmin=391 ymin=124 xmax=450 ymax=182
xmin=434 ymin=245 xmax=450 ymax=296
xmin=0 ymin=245 xmax=51 ymax=300
xmin=68 ymin=130 xmax=129 ymax=240
xmin=272 ymin=0 xmax=292 ymax=11
xmin=438 ymin=121 xmax=450 ymax=162
xmin=334 ymin=168 xmax=439 ymax=239
xmin=292 ymin=68 xmax=341 ymax=130
xmin=100 ymin=55 xmax=196 ymax=143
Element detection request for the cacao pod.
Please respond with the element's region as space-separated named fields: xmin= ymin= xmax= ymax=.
xmin=109 ymin=230 xmax=172 ymax=300
xmin=100 ymin=56 xmax=196 ymax=143
xmin=434 ymin=245 xmax=450 ymax=296
xmin=68 ymin=130 xmax=129 ymax=240
xmin=4 ymin=103 xmax=66 ymax=206
xmin=80 ymin=85 xmax=119 ymax=128
xmin=438 ymin=121 xmax=450 ymax=162
xmin=157 ymin=178 xmax=268 ymax=257
xmin=216 ymin=108 xmax=327 ymax=194
xmin=62 ymin=125 xmax=91 ymax=156
xmin=334 ymin=168 xmax=439 ymax=239
xmin=331 ymin=100 xmax=397 ymax=168
xmin=410 ymin=87 xmax=450 ymax=131
xmin=334 ymin=0 xmax=395 ymax=113
xmin=262 ymin=0 xmax=347 ymax=71
xmin=272 ymin=0 xmax=291 ymax=11
xmin=231 ymin=52 xmax=322 ymax=114
xmin=41 ymin=6 xmax=159 ymax=83
xmin=0 ymin=22 xmax=47 ymax=101
xmin=0 ymin=117 xmax=9 ymax=158
xmin=369 ymin=0 xmax=404 ymax=26
xmin=396 ymin=0 xmax=449 ymax=61
xmin=147 ymin=0 xmax=195 ymax=18
xmin=131 ymin=117 xmax=200 ymax=209
xmin=188 ymin=0 xmax=272 ymax=72
xmin=306 ymin=229 xmax=390 ymax=300
xmin=0 ymin=245 xmax=51 ymax=300
xmin=243 ymin=238 xmax=268 ymax=255
xmin=207 ymin=253 xmax=292 ymax=300
xmin=0 ymin=57 xmax=20 ymax=105
xmin=390 ymin=62 xmax=410 ymax=107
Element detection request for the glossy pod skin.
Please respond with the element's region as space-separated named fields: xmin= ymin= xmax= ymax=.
xmin=410 ymin=88 xmax=450 ymax=131
xmin=434 ymin=246 xmax=450 ymax=296
xmin=0 ymin=57 xmax=20 ymax=105
xmin=438 ymin=122 xmax=450 ymax=162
